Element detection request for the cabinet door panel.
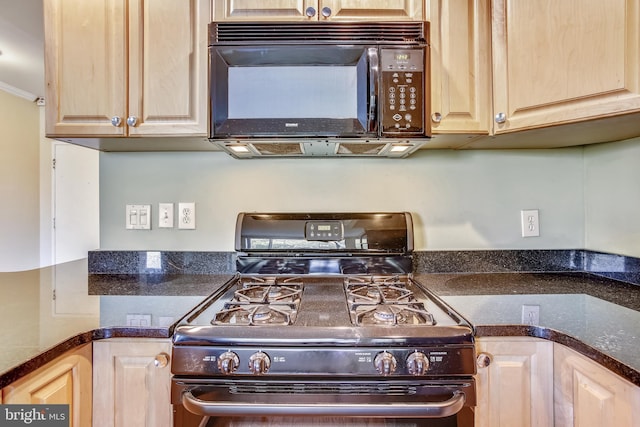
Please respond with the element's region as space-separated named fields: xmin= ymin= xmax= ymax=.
xmin=475 ymin=338 xmax=553 ymax=427
xmin=44 ymin=0 xmax=126 ymax=137
xmin=213 ymin=0 xmax=314 ymax=21
xmin=2 ymin=344 xmax=92 ymax=427
xmin=428 ymin=0 xmax=491 ymax=135
xmin=93 ymin=339 xmax=172 ymax=427
xmin=492 ymin=0 xmax=640 ymax=133
xmin=323 ymin=0 xmax=423 ymax=21
xmin=128 ymin=0 xmax=208 ymax=136
xmin=554 ymin=344 xmax=640 ymax=427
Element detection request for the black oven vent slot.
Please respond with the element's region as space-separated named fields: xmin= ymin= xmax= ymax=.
xmin=211 ymin=22 xmax=427 ymax=45
xmin=228 ymin=383 xmax=418 ymax=395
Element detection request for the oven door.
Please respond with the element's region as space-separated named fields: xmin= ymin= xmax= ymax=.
xmin=210 ymin=45 xmax=379 ymax=139
xmin=172 ymin=378 xmax=475 ymax=427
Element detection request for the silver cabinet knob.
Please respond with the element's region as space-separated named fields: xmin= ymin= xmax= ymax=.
xmin=476 ymin=353 xmax=492 ymax=368
xmin=431 ymin=112 xmax=442 ymax=123
xmin=321 ymin=7 xmax=332 ymax=18
xmin=248 ymin=351 xmax=271 ymax=375
xmin=154 ymin=353 xmax=170 ymax=368
xmin=305 ymin=7 xmax=316 ymax=18
xmin=495 ymin=112 xmax=507 ymax=124
xmin=126 ymin=116 xmax=138 ymax=127
xmin=218 ymin=351 xmax=240 ymax=375
xmin=374 ymin=351 xmax=397 ymax=376
xmin=111 ymin=116 xmax=122 ymax=127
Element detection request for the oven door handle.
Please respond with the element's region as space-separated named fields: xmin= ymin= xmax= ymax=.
xmin=182 ymin=390 xmax=466 ymax=418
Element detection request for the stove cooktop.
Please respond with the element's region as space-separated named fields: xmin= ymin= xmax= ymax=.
xmin=173 ymin=274 xmax=473 ymax=347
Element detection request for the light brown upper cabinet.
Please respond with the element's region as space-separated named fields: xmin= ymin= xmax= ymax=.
xmin=490 ymin=0 xmax=640 ymax=134
xmin=212 ymin=0 xmax=423 ymax=21
xmin=45 ymin=0 xmax=209 ymax=138
xmin=427 ymin=0 xmax=492 ymax=139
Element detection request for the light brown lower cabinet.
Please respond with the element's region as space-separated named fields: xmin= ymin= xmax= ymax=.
xmin=93 ymin=338 xmax=172 ymax=427
xmin=475 ymin=337 xmax=554 ymax=427
xmin=475 ymin=337 xmax=640 ymax=427
xmin=1 ymin=343 xmax=92 ymax=427
xmin=554 ymin=344 xmax=640 ymax=427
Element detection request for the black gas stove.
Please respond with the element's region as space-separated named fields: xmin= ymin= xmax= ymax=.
xmin=171 ymin=213 xmax=476 ymax=426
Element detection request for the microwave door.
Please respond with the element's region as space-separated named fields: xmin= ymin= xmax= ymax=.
xmin=210 ymin=45 xmax=377 ymax=139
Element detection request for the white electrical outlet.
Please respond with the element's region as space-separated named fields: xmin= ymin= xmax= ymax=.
xmin=521 ymin=209 xmax=540 ymax=237
xmin=126 ymin=314 xmax=152 ymax=327
xmin=178 ymin=202 xmax=196 ymax=229
xmin=158 ymin=203 xmax=174 ymax=228
xmin=146 ymin=251 xmax=162 ymax=269
xmin=126 ymin=204 xmax=151 ymax=230
xmin=522 ymin=305 xmax=540 ymax=325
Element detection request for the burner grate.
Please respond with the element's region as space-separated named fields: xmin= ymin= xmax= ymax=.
xmin=344 ymin=276 xmax=436 ymax=326
xmin=213 ymin=303 xmax=298 ymax=326
xmin=212 ymin=276 xmax=303 ymax=326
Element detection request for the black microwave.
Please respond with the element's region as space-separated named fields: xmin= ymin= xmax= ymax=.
xmin=208 ymin=22 xmax=430 ymax=158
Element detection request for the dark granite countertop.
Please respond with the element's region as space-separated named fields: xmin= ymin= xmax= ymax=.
xmin=2 ymin=257 xmax=639 ymax=389
xmin=415 ymin=272 xmax=640 ymax=386
xmin=0 ymin=259 xmax=232 ymax=389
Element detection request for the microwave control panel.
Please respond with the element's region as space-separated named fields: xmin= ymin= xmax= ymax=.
xmin=379 ymin=48 xmax=425 ymax=136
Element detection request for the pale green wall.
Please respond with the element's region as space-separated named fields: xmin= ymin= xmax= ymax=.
xmin=99 ymin=148 xmax=585 ymax=251
xmin=584 ymin=137 xmax=640 ymax=258
xmin=0 ymin=90 xmax=40 ymax=271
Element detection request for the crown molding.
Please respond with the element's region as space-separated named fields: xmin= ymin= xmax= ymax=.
xmin=0 ymin=80 xmax=38 ymax=102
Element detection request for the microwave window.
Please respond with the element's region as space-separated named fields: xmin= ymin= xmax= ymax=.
xmin=227 ymin=66 xmax=358 ymax=119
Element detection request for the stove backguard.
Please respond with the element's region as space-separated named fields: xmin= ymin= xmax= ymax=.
xmin=235 ymin=212 xmax=414 ymax=256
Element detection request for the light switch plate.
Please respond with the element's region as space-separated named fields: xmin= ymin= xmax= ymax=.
xmin=126 ymin=204 xmax=151 ymax=230
xmin=158 ymin=203 xmax=174 ymax=228
xmin=178 ymin=202 xmax=196 ymax=229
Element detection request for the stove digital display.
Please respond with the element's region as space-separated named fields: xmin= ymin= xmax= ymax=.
xmin=305 ymin=221 xmax=343 ymax=241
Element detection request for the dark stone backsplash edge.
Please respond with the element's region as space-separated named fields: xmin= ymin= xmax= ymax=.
xmin=88 ymin=249 xmax=640 ymax=286
xmin=88 ymin=250 xmax=236 ymax=275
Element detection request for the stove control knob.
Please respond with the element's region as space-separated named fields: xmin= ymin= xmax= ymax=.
xmin=248 ymin=351 xmax=271 ymax=375
xmin=217 ymin=351 xmax=240 ymax=375
xmin=406 ymin=351 xmax=430 ymax=376
xmin=374 ymin=351 xmax=397 ymax=376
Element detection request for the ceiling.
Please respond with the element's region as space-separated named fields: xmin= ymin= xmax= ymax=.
xmin=0 ymin=0 xmax=44 ymax=101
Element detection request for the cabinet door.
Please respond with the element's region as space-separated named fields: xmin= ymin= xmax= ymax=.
xmin=127 ymin=0 xmax=209 ymax=136
xmin=428 ymin=0 xmax=491 ymax=136
xmin=554 ymin=344 xmax=640 ymax=427
xmin=2 ymin=344 xmax=92 ymax=427
xmin=475 ymin=337 xmax=553 ymax=427
xmin=44 ymin=0 xmax=127 ymax=137
xmin=491 ymin=0 xmax=640 ymax=133
xmin=212 ymin=1 xmax=422 ymax=21
xmin=212 ymin=0 xmax=316 ymax=21
xmin=93 ymin=339 xmax=172 ymax=427
xmin=322 ymin=0 xmax=423 ymax=21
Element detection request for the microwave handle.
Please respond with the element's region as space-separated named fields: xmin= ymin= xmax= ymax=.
xmin=367 ymin=48 xmax=379 ymax=129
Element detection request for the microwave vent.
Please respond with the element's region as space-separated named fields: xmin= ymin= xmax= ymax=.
xmin=215 ymin=140 xmax=426 ymax=158
xmin=252 ymin=143 xmax=303 ymax=156
xmin=337 ymin=143 xmax=386 ymax=155
xmin=211 ymin=22 xmax=427 ymax=45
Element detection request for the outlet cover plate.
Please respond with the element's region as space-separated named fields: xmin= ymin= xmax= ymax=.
xmin=178 ymin=202 xmax=196 ymax=229
xmin=521 ymin=209 xmax=540 ymax=237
